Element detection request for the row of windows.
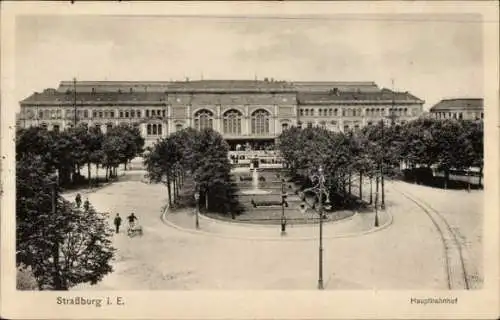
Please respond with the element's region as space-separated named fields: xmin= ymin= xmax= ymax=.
xmin=434 ymin=111 xmax=483 ymax=120
xmin=35 ymin=108 xmax=166 ymax=120
xmin=146 ymin=124 xmax=163 ymax=136
xmin=300 ymin=107 xmax=411 ymax=117
xmin=193 ymin=109 xmax=272 ymax=135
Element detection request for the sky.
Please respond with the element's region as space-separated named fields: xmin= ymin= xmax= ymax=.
xmin=15 ymin=14 xmax=483 ymax=110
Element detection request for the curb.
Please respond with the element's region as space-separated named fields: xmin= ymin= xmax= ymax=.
xmin=198 ymin=210 xmax=358 ymax=229
xmin=160 ymin=203 xmax=394 ymax=242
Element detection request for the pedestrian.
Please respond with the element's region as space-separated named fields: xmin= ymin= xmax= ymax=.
xmin=127 ymin=212 xmax=138 ymax=229
xmin=83 ymin=198 xmax=90 ymax=211
xmin=114 ymin=213 xmax=122 ymax=234
xmin=75 ymin=193 xmax=82 ymax=208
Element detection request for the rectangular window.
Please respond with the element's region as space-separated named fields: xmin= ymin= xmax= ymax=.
xmin=119 ymin=111 xmax=123 ymax=118
xmin=84 ymin=110 xmax=89 ymax=118
xmin=93 ymin=111 xmax=97 ymax=118
xmin=162 ymin=110 xmax=166 ymax=117
xmin=53 ymin=125 xmax=60 ymax=133
xmin=125 ymin=111 xmax=129 ymax=118
xmin=146 ymin=110 xmax=150 ymax=117
xmin=136 ymin=110 xmax=141 ymax=118
xmin=151 ymin=110 xmax=156 ymax=116
xmin=158 ymin=124 xmax=162 ymax=135
xmin=131 ymin=110 xmax=135 ymax=118
xmin=99 ymin=112 xmax=103 ymax=118
xmin=110 ymin=111 xmax=115 ymax=118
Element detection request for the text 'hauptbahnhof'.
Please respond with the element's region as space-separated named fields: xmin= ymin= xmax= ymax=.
xmin=17 ymin=80 xmax=425 ymax=151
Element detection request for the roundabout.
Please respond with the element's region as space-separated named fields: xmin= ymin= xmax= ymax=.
xmin=161 ymin=205 xmax=394 ymax=241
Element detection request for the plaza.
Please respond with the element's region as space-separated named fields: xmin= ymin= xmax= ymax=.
xmin=63 ymin=167 xmax=483 ymax=290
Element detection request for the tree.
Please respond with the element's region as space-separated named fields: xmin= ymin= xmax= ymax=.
xmin=16 ymin=153 xmax=115 ymax=290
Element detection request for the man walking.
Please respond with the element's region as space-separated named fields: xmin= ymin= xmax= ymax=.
xmin=75 ymin=193 xmax=82 ymax=208
xmin=114 ymin=213 xmax=122 ymax=234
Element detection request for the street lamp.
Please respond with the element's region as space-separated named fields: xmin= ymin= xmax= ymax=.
xmin=281 ymin=179 xmax=287 ymax=236
xmin=299 ymin=166 xmax=331 ymax=290
xmin=194 ymin=189 xmax=200 ymax=229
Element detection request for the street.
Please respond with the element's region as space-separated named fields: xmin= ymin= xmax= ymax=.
xmin=64 ymin=172 xmax=482 ymax=290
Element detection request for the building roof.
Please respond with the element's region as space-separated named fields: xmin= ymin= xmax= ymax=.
xmin=20 ymin=81 xmax=424 ymax=106
xmin=429 ymin=98 xmax=483 ymax=112
xmin=20 ymin=89 xmax=166 ymax=105
xmin=293 ymin=81 xmax=380 ymax=92
xmin=297 ymin=88 xmax=424 ymax=104
xmin=57 ymin=80 xmax=296 ymax=93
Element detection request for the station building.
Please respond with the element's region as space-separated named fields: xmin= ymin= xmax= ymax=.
xmin=17 ymin=80 xmax=425 ymax=150
xmin=429 ymin=98 xmax=484 ymax=121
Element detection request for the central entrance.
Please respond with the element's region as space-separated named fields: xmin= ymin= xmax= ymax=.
xmin=226 ymin=138 xmax=282 ymax=167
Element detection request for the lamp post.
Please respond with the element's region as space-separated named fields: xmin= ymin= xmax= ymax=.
xmin=194 ymin=190 xmax=200 ymax=229
xmin=300 ymin=166 xmax=331 ymax=290
xmin=281 ymin=179 xmax=287 ymax=236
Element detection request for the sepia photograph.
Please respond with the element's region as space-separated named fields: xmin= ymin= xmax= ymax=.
xmin=1 ymin=1 xmax=499 ymax=319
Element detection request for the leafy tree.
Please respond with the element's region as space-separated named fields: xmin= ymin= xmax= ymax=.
xmin=16 ymin=153 xmax=115 ymax=290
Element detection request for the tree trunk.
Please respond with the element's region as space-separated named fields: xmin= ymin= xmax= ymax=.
xmin=375 ymin=175 xmax=379 ymax=207
xmin=478 ymin=166 xmax=483 ymax=189
xmin=124 ymin=162 xmax=127 ymax=171
xmin=348 ymin=172 xmax=352 ymax=195
xmin=105 ymin=166 xmax=109 ymax=181
xmin=166 ymin=174 xmax=172 ymax=207
xmin=95 ymin=164 xmax=99 ymax=183
xmin=369 ymin=176 xmax=373 ymax=204
xmin=50 ymin=184 xmax=64 ymax=290
xmin=205 ymin=190 xmax=209 ymax=210
xmin=172 ymin=173 xmax=177 ymax=203
xmin=444 ymin=169 xmax=449 ymax=189
xmin=87 ymin=162 xmax=91 ymax=188
xmin=359 ymin=172 xmax=363 ymax=200
xmin=381 ymin=168 xmax=385 ymax=208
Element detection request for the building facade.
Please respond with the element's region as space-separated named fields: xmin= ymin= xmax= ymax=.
xmin=18 ymin=80 xmax=425 ymax=149
xmin=429 ymin=98 xmax=484 ymax=121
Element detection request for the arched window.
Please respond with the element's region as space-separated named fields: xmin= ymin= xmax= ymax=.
xmin=300 ymin=109 xmax=304 ymax=116
xmin=194 ymin=109 xmax=213 ymax=130
xmin=329 ymin=109 xmax=333 ymax=116
xmin=152 ymin=124 xmax=158 ymax=135
xmin=147 ymin=124 xmax=152 ymax=135
xmin=352 ymin=109 xmax=356 ymax=117
xmin=106 ymin=123 xmax=113 ymax=131
xmin=281 ymin=123 xmax=289 ymax=131
xmin=158 ymin=124 xmax=162 ymax=135
xmin=318 ymin=109 xmax=322 ymax=117
xmin=223 ymin=110 xmax=242 ymax=135
xmin=251 ymin=109 xmax=270 ymax=135
xmin=305 ymin=109 xmax=309 ymax=116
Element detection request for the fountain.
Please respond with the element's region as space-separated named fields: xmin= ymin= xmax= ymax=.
xmin=241 ymin=169 xmax=271 ymax=195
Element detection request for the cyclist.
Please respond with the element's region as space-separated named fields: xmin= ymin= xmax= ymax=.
xmin=127 ymin=212 xmax=138 ymax=229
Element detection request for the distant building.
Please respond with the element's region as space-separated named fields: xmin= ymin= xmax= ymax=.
xmin=429 ymin=98 xmax=483 ymax=121
xmin=17 ymin=80 xmax=425 ymax=149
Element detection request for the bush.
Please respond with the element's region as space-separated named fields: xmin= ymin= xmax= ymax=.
xmin=17 ymin=265 xmax=39 ymax=290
